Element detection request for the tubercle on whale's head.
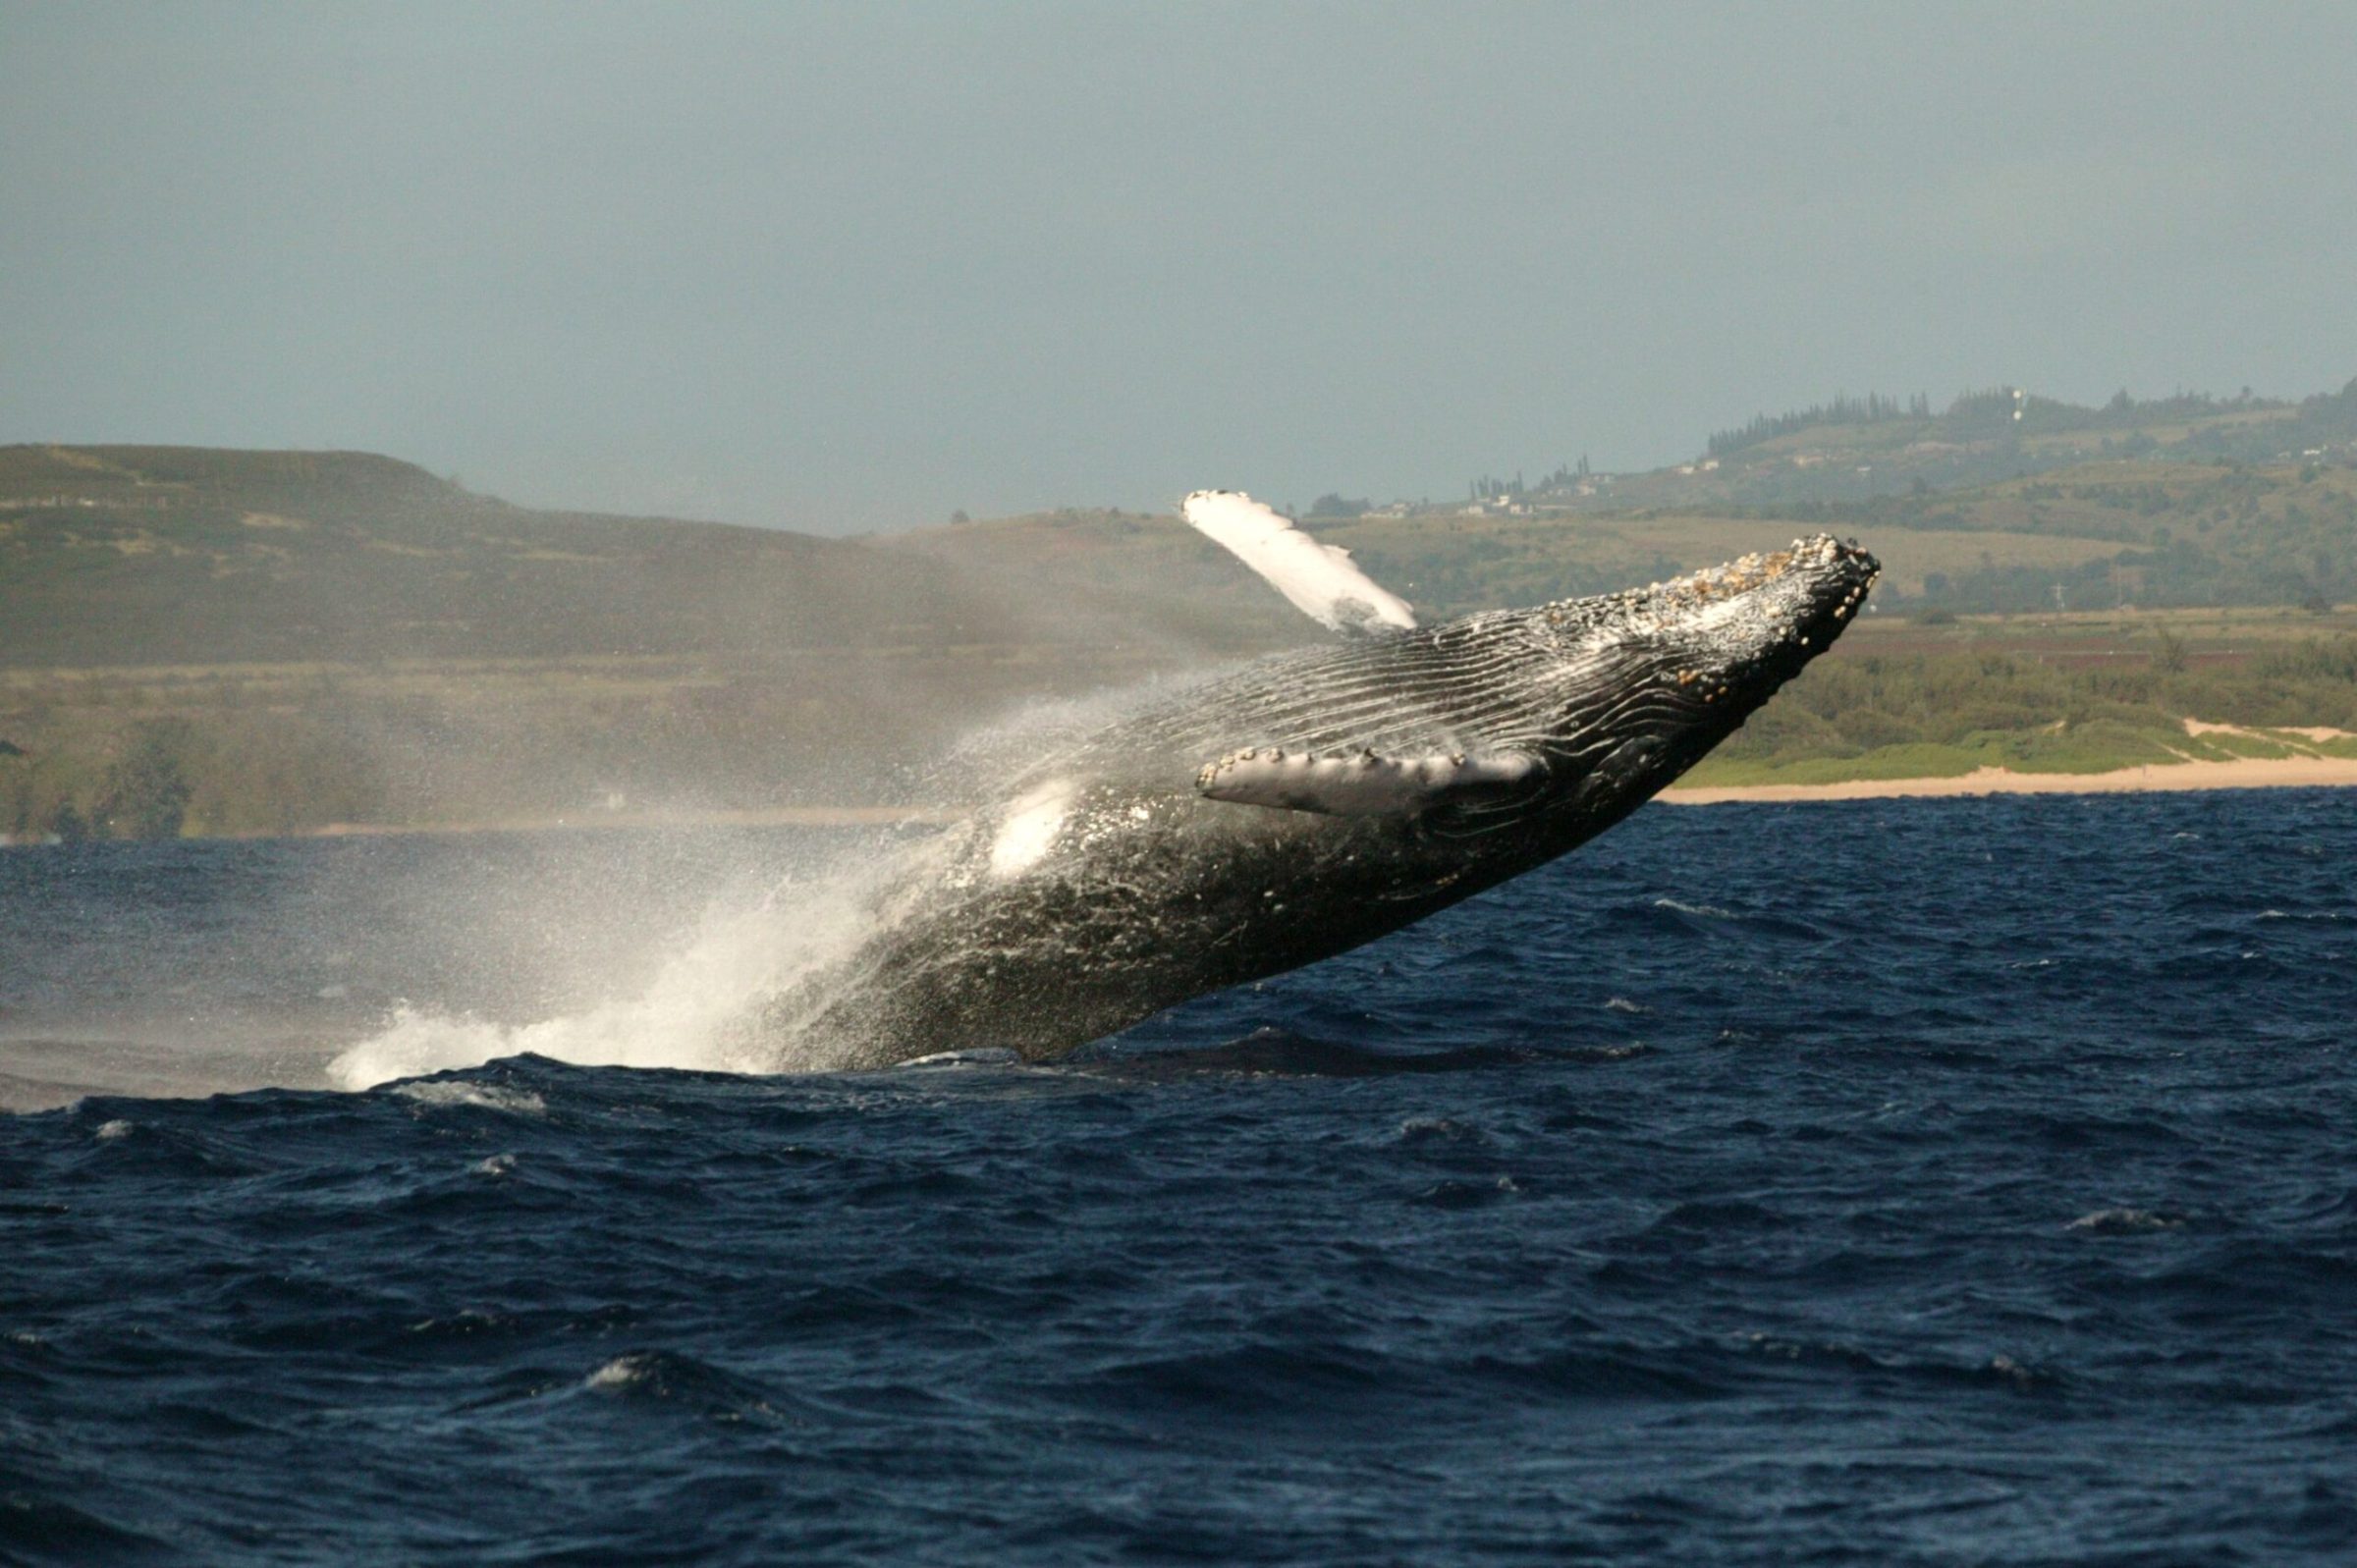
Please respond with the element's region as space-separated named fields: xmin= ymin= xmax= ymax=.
xmin=1530 ymin=534 xmax=1881 ymax=784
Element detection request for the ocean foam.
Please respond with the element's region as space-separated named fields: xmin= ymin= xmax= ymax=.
xmin=1654 ymin=897 xmax=1736 ymax=919
xmin=389 ymin=1081 xmax=547 ymax=1115
xmin=585 ymin=1354 xmax=657 ymax=1390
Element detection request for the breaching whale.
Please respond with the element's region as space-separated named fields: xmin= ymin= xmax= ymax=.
xmin=755 ymin=495 xmax=1878 ymax=1068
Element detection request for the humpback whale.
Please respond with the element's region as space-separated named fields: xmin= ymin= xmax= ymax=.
xmin=757 ymin=496 xmax=1877 ymax=1068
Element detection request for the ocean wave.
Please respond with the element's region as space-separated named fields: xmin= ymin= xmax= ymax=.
xmin=2067 ymin=1207 xmax=2191 ymax=1234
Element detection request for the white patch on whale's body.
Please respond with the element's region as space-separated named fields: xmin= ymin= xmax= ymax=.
xmin=989 ymin=779 xmax=1075 ymax=878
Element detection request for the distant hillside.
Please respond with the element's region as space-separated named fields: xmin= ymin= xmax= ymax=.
xmin=15 ymin=409 xmax=2354 ymax=677
xmin=0 ymin=445 xmax=1300 ymax=839
xmin=893 ymin=457 xmax=2357 ymax=624
xmin=895 ymin=377 xmax=2357 ymax=625
xmin=1727 ymin=460 xmax=2357 ymax=612
xmin=1453 ymin=377 xmax=2357 ymax=516
xmin=0 ymin=445 xmax=1022 ymax=667
xmin=882 ymin=507 xmax=1313 ymax=651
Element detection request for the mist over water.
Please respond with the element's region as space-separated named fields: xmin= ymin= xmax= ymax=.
xmin=0 ymin=824 xmax=858 ymax=1108
xmin=0 ymin=667 xmax=1236 ymax=1109
xmin=324 ymin=863 xmax=875 ymax=1090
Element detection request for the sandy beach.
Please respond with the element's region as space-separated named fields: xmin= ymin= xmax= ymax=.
xmin=1663 ymin=755 xmax=2357 ymax=804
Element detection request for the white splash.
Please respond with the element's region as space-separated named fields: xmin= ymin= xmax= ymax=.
xmin=585 ymin=1354 xmax=659 ymax=1390
xmin=326 ymin=859 xmax=894 ymax=1091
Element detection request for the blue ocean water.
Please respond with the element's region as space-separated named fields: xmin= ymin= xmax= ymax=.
xmin=4 ymin=789 xmax=2354 ymax=1565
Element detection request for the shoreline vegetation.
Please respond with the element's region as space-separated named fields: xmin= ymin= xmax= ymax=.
xmin=4 ymin=697 xmax=2357 ymax=843
xmin=11 ymin=429 xmax=2357 ymax=843
xmin=9 ymin=619 xmax=2357 ymax=846
xmin=1665 ymin=749 xmax=2357 ymax=804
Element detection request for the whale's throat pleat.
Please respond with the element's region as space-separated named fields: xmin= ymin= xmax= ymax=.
xmin=1113 ymin=615 xmax=1561 ymax=767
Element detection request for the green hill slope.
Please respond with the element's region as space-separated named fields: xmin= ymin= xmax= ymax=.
xmin=0 ymin=446 xmax=1301 ymax=838
xmin=0 ymin=444 xmax=1017 ymax=666
xmin=891 ymin=457 xmax=2357 ymax=624
xmin=1476 ymin=378 xmax=2357 ymax=516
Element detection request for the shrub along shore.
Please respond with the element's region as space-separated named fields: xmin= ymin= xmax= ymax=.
xmin=1668 ymin=620 xmax=2357 ymax=796
xmin=1664 ymin=749 xmax=2357 ymax=803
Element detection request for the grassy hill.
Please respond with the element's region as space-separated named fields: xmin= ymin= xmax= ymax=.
xmin=890 ymin=459 xmax=2357 ymax=624
xmin=885 ymin=377 xmax=2357 ymax=623
xmin=1677 ymin=604 xmax=2357 ymax=787
xmin=1744 ymin=460 xmax=2357 ymax=611
xmin=891 ymin=451 xmax=2357 ymax=795
xmin=0 ymin=444 xmax=1019 ymax=665
xmin=1480 ymin=378 xmax=2357 ymax=515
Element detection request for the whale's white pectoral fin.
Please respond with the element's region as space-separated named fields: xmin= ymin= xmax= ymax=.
xmin=1180 ymin=491 xmax=1417 ymax=634
xmin=1195 ymin=746 xmax=1536 ymax=818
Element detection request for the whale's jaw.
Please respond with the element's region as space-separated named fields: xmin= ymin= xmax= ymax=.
xmin=1522 ymin=534 xmax=1880 ymax=812
xmin=1639 ymin=532 xmax=1882 ymax=706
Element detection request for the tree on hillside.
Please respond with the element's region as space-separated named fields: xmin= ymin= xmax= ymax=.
xmin=95 ymin=719 xmax=195 ymax=839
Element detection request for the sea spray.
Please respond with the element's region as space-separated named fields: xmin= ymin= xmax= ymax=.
xmin=326 ymin=845 xmax=915 ymax=1088
xmin=328 ymin=674 xmax=1226 ymax=1090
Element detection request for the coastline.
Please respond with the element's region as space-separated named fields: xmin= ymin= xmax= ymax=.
xmin=284 ymin=804 xmax=962 ymax=835
xmin=0 ymin=804 xmax=959 ymax=848
xmin=1662 ymin=755 xmax=2357 ymax=804
xmin=8 ymin=760 xmax=2357 ymax=848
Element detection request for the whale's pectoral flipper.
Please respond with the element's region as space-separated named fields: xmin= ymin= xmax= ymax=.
xmin=1180 ymin=491 xmax=1417 ymax=635
xmin=1195 ymin=746 xmax=1538 ymax=818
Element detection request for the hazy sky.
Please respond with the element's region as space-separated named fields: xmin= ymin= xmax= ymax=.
xmin=5 ymin=3 xmax=2354 ymax=533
